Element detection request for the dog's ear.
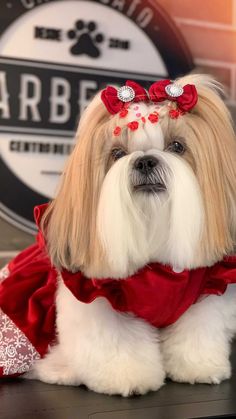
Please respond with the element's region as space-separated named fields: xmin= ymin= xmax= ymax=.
xmin=41 ymin=93 xmax=110 ymax=271
xmin=179 ymin=74 xmax=236 ymax=258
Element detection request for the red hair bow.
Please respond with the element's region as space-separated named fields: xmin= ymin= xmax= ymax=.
xmin=101 ymin=80 xmax=148 ymax=115
xmin=149 ymin=79 xmax=198 ymax=112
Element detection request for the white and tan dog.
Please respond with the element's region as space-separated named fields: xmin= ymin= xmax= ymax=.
xmin=24 ymin=74 xmax=236 ymax=396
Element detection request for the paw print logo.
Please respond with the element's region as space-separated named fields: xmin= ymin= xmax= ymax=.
xmin=67 ymin=20 xmax=104 ymax=58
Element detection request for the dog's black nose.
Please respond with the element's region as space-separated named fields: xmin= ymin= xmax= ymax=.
xmin=134 ymin=156 xmax=159 ymax=174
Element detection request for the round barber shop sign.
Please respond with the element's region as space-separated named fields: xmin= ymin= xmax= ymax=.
xmin=0 ymin=0 xmax=194 ymax=233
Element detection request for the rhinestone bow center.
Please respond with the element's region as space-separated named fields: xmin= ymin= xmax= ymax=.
xmin=117 ymin=86 xmax=135 ymax=102
xmin=165 ymin=83 xmax=184 ymax=98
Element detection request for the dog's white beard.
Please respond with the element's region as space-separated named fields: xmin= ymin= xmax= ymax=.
xmin=97 ymin=151 xmax=205 ymax=278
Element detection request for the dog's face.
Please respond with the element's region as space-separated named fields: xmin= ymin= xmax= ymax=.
xmin=43 ymin=75 xmax=236 ymax=278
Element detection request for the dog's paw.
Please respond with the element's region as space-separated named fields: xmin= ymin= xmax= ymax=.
xmin=27 ymin=353 xmax=165 ymax=395
xmin=25 ymin=365 xmax=80 ymax=386
xmin=160 ymin=303 xmax=232 ymax=386
xmin=25 ymin=351 xmax=81 ymax=386
xmin=166 ymin=360 xmax=231 ymax=385
xmin=163 ymin=351 xmax=231 ymax=385
xmin=85 ymin=356 xmax=165 ymax=397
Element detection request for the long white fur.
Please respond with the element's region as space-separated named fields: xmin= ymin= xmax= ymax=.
xmin=97 ymin=147 xmax=204 ymax=276
xmin=161 ymin=284 xmax=236 ymax=384
xmin=155 ymin=151 xmax=204 ymax=269
xmin=29 ymin=279 xmax=165 ymax=396
xmin=97 ymin=152 xmax=150 ymax=277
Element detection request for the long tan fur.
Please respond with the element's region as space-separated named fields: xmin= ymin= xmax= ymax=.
xmin=179 ymin=75 xmax=236 ymax=262
xmin=42 ymin=95 xmax=112 ymax=272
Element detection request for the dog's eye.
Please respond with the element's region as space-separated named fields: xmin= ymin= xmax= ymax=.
xmin=111 ymin=148 xmax=127 ymax=161
xmin=167 ymin=141 xmax=186 ymax=155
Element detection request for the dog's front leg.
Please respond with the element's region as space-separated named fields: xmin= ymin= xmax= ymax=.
xmin=161 ymin=284 xmax=236 ymax=384
xmin=31 ymin=281 xmax=165 ymax=396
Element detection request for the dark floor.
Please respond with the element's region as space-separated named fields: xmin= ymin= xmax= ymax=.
xmin=1 ymin=344 xmax=236 ymax=419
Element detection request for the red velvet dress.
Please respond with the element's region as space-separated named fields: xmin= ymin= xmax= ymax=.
xmin=1 ymin=204 xmax=236 ymax=377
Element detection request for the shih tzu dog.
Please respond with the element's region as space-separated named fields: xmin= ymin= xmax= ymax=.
xmin=1 ymin=74 xmax=236 ymax=396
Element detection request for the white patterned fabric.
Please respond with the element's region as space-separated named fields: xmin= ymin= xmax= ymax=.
xmin=0 ymin=308 xmax=40 ymax=375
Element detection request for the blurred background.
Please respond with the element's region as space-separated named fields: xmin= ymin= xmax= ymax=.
xmin=0 ymin=0 xmax=235 ymax=267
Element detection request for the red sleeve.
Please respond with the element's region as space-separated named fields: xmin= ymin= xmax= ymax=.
xmin=0 ymin=242 xmax=57 ymax=359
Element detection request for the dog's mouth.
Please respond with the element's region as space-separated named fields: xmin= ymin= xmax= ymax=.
xmin=133 ymin=182 xmax=167 ymax=193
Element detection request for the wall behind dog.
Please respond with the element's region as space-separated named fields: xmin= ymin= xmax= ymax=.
xmin=0 ymin=0 xmax=235 ymax=268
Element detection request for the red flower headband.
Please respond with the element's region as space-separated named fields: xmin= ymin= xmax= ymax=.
xmin=101 ymin=79 xmax=198 ymax=115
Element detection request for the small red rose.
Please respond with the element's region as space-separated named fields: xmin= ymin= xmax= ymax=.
xmin=169 ymin=109 xmax=181 ymax=119
xmin=119 ymin=109 xmax=128 ymax=118
xmin=113 ymin=126 xmax=121 ymax=136
xmin=127 ymin=121 xmax=139 ymax=131
xmin=141 ymin=117 xmax=146 ymax=123
xmin=148 ymin=113 xmax=159 ymax=123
